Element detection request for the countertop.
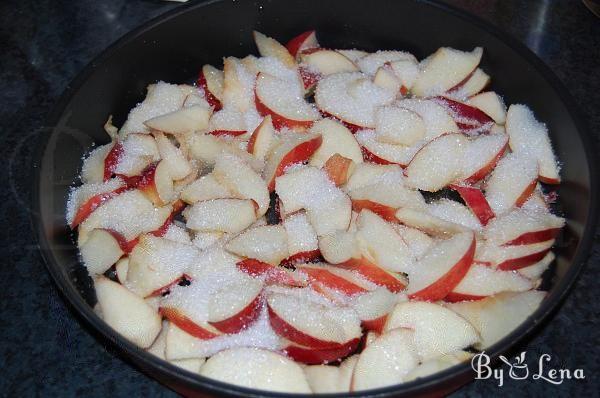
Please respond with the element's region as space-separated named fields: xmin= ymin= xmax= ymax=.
xmin=0 ymin=0 xmax=598 ymax=396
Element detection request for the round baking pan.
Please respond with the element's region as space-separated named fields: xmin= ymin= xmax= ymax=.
xmin=33 ymin=0 xmax=598 ymax=396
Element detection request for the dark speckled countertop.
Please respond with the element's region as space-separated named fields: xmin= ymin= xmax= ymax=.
xmin=1 ymin=0 xmax=598 ymax=396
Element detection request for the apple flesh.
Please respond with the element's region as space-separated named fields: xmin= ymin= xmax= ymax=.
xmin=144 ymin=105 xmax=211 ymax=135
xmin=484 ymin=207 xmax=564 ymax=246
xmin=460 ymin=133 xmax=508 ymax=184
xmin=136 ymin=160 xmax=174 ymax=206
xmin=207 ymin=277 xmax=264 ymax=333
xmin=467 ymin=91 xmax=507 ymax=124
xmin=308 ymin=118 xmax=363 ymax=168
xmin=247 ymin=115 xmax=275 ymax=161
xmin=283 ymin=339 xmax=360 ymax=365
xmin=236 ymin=259 xmax=306 ymax=287
xmin=184 ymin=198 xmax=258 ymax=234
xmin=225 ymin=225 xmax=289 ymax=266
xmin=286 ymin=30 xmax=319 ymax=57
xmin=198 ymin=64 xmax=224 ymax=110
xmin=253 ymin=31 xmax=296 ymax=68
xmin=80 ymin=229 xmax=125 ymax=275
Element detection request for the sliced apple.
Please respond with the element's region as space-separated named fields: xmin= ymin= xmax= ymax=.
xmin=518 ymin=251 xmax=555 ymax=280
xmin=115 ymin=257 xmax=129 ymax=284
xmin=319 ymin=230 xmax=360 ymax=265
xmin=383 ymin=301 xmax=479 ymax=360
xmin=350 ymin=288 xmax=398 ymax=332
xmin=476 ymin=239 xmax=555 ymax=270
xmin=255 ymin=72 xmax=320 ymax=130
xmin=300 ymin=49 xmax=358 ymax=75
xmin=283 ymin=212 xmax=319 ymax=263
xmin=484 ymin=207 xmax=564 ymax=246
xmin=184 ymin=198 xmax=257 ymax=234
xmin=153 ymin=132 xmax=192 ymax=180
xmin=485 ymin=152 xmax=539 ymax=215
xmin=315 ymin=72 xmax=395 ymax=129
xmin=447 ymin=68 xmax=490 ymax=98
xmin=267 ymin=291 xmax=362 ymax=348
xmin=264 ymin=133 xmax=323 ymax=191
xmin=304 ymin=364 xmax=344 ymax=393
xmin=506 ymin=104 xmax=560 ymax=184
xmin=336 ymin=49 xmax=368 ymax=63
xmin=198 ymin=64 xmax=224 ymax=110
xmin=180 ymin=173 xmax=232 ymax=204
xmin=222 ymin=57 xmax=255 ymax=113
xmin=405 ymin=351 xmax=472 ymax=381
xmin=449 ymin=185 xmax=495 ymax=226
xmin=236 ymin=259 xmax=306 ymax=287
xmin=460 ymin=133 xmax=508 ymax=184
xmin=247 ymin=115 xmax=275 ymax=161
xmin=286 ymin=30 xmax=319 ymax=57
xmin=427 ymin=198 xmax=483 ymax=231
xmin=446 ymin=290 xmax=545 ymax=349
xmin=412 ymin=47 xmax=483 ymax=97
xmin=405 ymin=133 xmax=469 ymax=192
xmin=144 ymin=104 xmax=212 ymax=136
xmin=110 ymin=133 xmax=160 ymax=178
xmin=308 ymin=118 xmax=363 ymax=168
xmin=432 ymin=96 xmax=494 ymax=134
xmin=136 ymin=161 xmax=174 ymax=206
xmin=67 ymin=178 xmax=126 ymax=228
xmin=349 ymin=179 xmax=426 ymax=221
xmin=445 ymin=263 xmax=533 ymax=302
xmin=283 ymin=339 xmax=359 ymax=365
xmin=373 ymin=65 xmax=401 ymax=94
xmin=94 ymin=276 xmax=162 ymax=348
xmin=407 ymin=231 xmax=476 ymax=301
xmin=374 ymin=106 xmax=425 ymax=146
xmin=275 ymin=166 xmax=351 ymax=236
xmin=253 ymin=31 xmax=296 ymax=68
xmin=323 ymin=154 xmax=355 ymax=186
xmin=393 ymin=225 xmax=434 ymax=259
xmin=397 ymin=98 xmax=459 ymax=141
xmin=344 ymin=162 xmax=403 ymax=191
xmin=355 ymin=129 xmax=422 ymax=166
xmin=213 ymin=153 xmax=270 ymax=216
xmin=81 ymin=143 xmax=113 ymax=183
xmin=467 ymin=91 xmax=507 ymax=124
xmin=225 ymin=225 xmax=289 ymax=266
xmin=389 ymin=59 xmax=420 ymax=92
xmin=207 ymin=108 xmax=247 ymax=137
xmin=199 ymin=347 xmax=311 ymax=393
xmin=126 ymin=235 xmax=199 ymax=297
xmin=356 ymin=50 xmax=417 ymax=76
xmin=80 ymin=229 xmax=125 ymax=275
xmin=336 ymin=258 xmax=407 ymax=293
xmin=207 ymin=276 xmax=264 ymax=333
xmin=395 ymin=207 xmax=469 ymax=237
xmin=297 ymin=263 xmax=370 ymax=296
xmin=351 ymin=329 xmax=419 ymax=391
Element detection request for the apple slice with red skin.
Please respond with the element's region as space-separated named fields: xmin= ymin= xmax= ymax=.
xmin=286 ymin=30 xmax=319 ymax=57
xmin=247 ymin=115 xmax=275 ymax=161
xmin=69 ymin=181 xmax=127 ymax=228
xmin=81 ymin=143 xmax=112 ymax=183
xmin=253 ymin=31 xmax=296 ymax=68
xmin=136 ymin=160 xmax=174 ymax=206
xmin=103 ymin=142 xmax=123 ymax=181
xmin=159 ymin=307 xmax=221 ymax=340
xmin=144 ymin=105 xmax=212 ymax=136
xmin=485 ymin=152 xmax=538 ymax=215
xmin=432 ymin=96 xmax=494 ymax=133
xmin=476 ymin=239 xmax=555 ymax=270
xmin=467 ymin=91 xmax=507 ymax=124
xmin=355 ymin=129 xmax=422 ymax=166
xmin=207 ymin=278 xmax=264 ymax=334
xmin=284 ymin=339 xmax=360 ymax=365
xmin=184 ymin=198 xmax=258 ymax=234
xmin=300 ymin=49 xmax=359 ymax=75
xmin=460 ymin=133 xmax=508 ymax=184
xmin=506 ymin=104 xmax=560 ymax=184
xmin=336 ymin=258 xmax=407 ymax=293
xmin=323 ymin=154 xmax=354 ymax=186
xmin=236 ymin=259 xmax=306 ymax=287
xmin=484 ymin=207 xmax=564 ymax=246
xmin=225 ymin=225 xmax=289 ymax=266
xmin=255 ymin=72 xmax=320 ymax=130
xmin=298 ymin=66 xmax=321 ymax=91
xmin=395 ymin=207 xmax=469 ymax=237
xmin=296 ymin=264 xmax=369 ymax=296
xmin=198 ymin=64 xmax=224 ymax=110
xmin=282 ymin=212 xmax=320 ymax=266
xmin=450 ymin=184 xmax=495 ymax=226
xmin=318 ymin=230 xmax=359 ymax=265
xmin=309 ymin=118 xmax=363 ymax=168
xmin=79 ymin=229 xmax=125 ymax=275
xmin=407 ymin=231 xmax=476 ymax=301
xmin=264 ymin=133 xmax=323 ymax=191
xmin=351 ymin=200 xmax=396 ymax=222
xmin=447 ymin=68 xmax=490 ymax=97
xmin=350 ymin=288 xmax=397 ymax=333
xmin=145 ymin=274 xmax=190 ymax=298
xmin=445 ymin=263 xmax=532 ymax=302
xmin=267 ymin=291 xmax=362 ymax=349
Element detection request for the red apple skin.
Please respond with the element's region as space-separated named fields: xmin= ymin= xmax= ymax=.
xmin=247 ymin=120 xmax=266 ymax=155
xmin=103 ymin=142 xmax=123 ymax=181
xmin=515 ymin=179 xmax=538 ymax=207
xmin=209 ymin=294 xmax=263 ymax=334
xmin=337 ymin=258 xmax=406 ymax=293
xmin=268 ymin=305 xmax=348 ymax=349
xmin=323 ymin=154 xmax=353 ymax=186
xmin=197 ymin=70 xmax=222 ymax=111
xmin=102 ymin=229 xmax=139 ymax=254
xmin=135 ymin=162 xmax=164 ymax=205
xmin=450 ymin=185 xmax=495 ymax=226
xmin=255 ymin=89 xmax=316 ymax=131
xmin=320 ymin=111 xmax=363 ymax=134
xmin=538 ymin=175 xmax=560 ymax=185
xmin=351 ymin=200 xmax=397 ymax=222
xmin=299 ymin=66 xmax=321 ymax=91
xmin=266 ymin=135 xmax=323 ymax=191
xmin=503 ymin=228 xmax=561 ymax=246
xmin=159 ymin=307 xmax=220 ymax=340
xmin=433 ymin=96 xmax=493 ymax=131
xmin=208 ymin=129 xmax=246 ymax=137
xmin=237 ymin=259 xmax=306 ymax=287
xmin=298 ymin=266 xmax=368 ymax=296
xmin=496 ymin=249 xmax=551 ymax=271
xmin=279 ymin=250 xmax=322 ymax=268
xmin=361 ymin=315 xmax=388 ymax=333
xmin=283 ymin=339 xmax=360 ymax=365
xmin=444 ymin=292 xmax=486 ymax=303
xmin=463 ymin=141 xmax=508 ymax=184
xmin=150 ymin=199 xmax=186 ymax=238
xmin=359 ymin=145 xmax=408 ymax=167
xmin=70 ymin=186 xmax=128 ymax=229
xmin=408 ymin=235 xmax=476 ymax=301
xmin=286 ymin=30 xmax=318 ymax=57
